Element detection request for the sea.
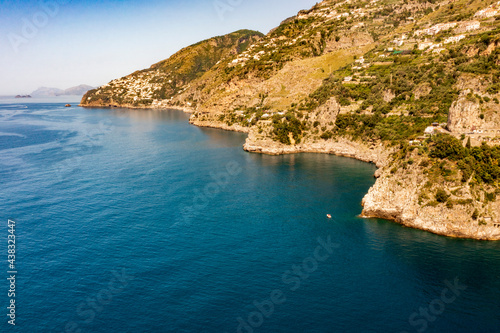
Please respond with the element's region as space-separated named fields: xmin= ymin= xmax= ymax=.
xmin=0 ymin=98 xmax=499 ymax=333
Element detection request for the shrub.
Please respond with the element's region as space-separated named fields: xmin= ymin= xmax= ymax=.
xmin=425 ymin=201 xmax=439 ymax=207
xmin=485 ymin=191 xmax=496 ymax=202
xmin=418 ymin=192 xmax=429 ymax=205
xmin=320 ymin=130 xmax=334 ymax=140
xmin=455 ymin=198 xmax=473 ymax=205
xmin=420 ymin=160 xmax=430 ymax=168
xmin=435 ymin=189 xmax=449 ymax=203
xmin=272 ymin=113 xmax=305 ymax=144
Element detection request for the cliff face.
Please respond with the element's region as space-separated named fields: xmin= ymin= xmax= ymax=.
xmin=243 ymin=132 xmax=390 ymax=166
xmin=361 ymin=155 xmax=500 ymax=240
xmin=447 ymin=75 xmax=500 ymax=145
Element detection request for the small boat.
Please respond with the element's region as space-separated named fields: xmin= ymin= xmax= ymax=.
xmin=326 ymin=214 xmax=332 ymax=219
xmin=65 ymin=104 xmax=71 ymax=107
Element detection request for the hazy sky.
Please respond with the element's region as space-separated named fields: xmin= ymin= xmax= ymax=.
xmin=0 ymin=0 xmax=318 ymax=95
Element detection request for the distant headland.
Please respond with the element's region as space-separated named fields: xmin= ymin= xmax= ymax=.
xmin=30 ymin=84 xmax=95 ymax=97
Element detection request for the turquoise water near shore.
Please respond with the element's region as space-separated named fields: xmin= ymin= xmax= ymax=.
xmin=1 ymin=101 xmax=499 ymax=332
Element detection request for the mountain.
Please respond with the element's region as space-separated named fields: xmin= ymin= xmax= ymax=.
xmin=32 ymin=84 xmax=95 ymax=97
xmin=61 ymin=84 xmax=95 ymax=96
xmin=31 ymin=87 xmax=63 ymax=97
xmin=81 ymin=30 xmax=263 ymax=108
xmin=81 ymin=0 xmax=500 ymax=240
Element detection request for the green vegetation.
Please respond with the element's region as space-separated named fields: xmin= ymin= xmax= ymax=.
xmin=303 ymin=53 xmax=458 ymax=117
xmin=333 ymin=113 xmax=432 ymax=145
xmin=272 ymin=113 xmax=306 ymax=144
xmin=455 ymin=30 xmax=500 ymax=75
xmin=435 ymin=188 xmax=450 ymax=203
xmin=472 ymin=208 xmax=479 ymax=220
xmin=429 ymin=134 xmax=500 ymax=185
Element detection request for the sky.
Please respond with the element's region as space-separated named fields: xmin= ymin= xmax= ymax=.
xmin=0 ymin=0 xmax=319 ymax=95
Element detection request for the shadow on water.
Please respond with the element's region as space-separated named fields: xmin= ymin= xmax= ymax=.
xmin=198 ymin=127 xmax=248 ymax=147
xmin=358 ymin=216 xmax=500 ymax=291
xmin=106 ymin=107 xmax=190 ymax=122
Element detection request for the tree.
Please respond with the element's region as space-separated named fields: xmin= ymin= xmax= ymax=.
xmin=430 ymin=134 xmax=466 ymax=160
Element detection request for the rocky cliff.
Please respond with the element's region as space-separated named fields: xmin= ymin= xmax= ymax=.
xmin=361 ymin=153 xmax=500 ymax=240
xmin=447 ymin=75 xmax=500 ymax=146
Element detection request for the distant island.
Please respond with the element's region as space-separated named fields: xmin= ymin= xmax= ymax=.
xmin=31 ymin=84 xmax=95 ymax=97
xmin=15 ymin=95 xmax=31 ymax=98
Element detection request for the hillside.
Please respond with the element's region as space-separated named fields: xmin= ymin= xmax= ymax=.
xmin=81 ymin=0 xmax=500 ymax=239
xmin=81 ymin=30 xmax=263 ymax=108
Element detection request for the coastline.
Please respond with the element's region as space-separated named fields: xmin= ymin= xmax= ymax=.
xmin=190 ymin=115 xmax=500 ymax=241
xmin=80 ymin=104 xmax=500 ymax=240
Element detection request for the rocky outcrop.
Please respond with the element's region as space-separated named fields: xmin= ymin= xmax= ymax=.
xmin=361 ymin=163 xmax=500 ymax=240
xmin=447 ymin=94 xmax=482 ymax=132
xmin=189 ymin=115 xmax=251 ymax=133
xmin=243 ymin=131 xmax=390 ymax=167
xmin=447 ymin=75 xmax=500 ymax=134
xmin=324 ymin=32 xmax=374 ymax=53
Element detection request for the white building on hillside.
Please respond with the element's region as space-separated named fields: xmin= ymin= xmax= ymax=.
xmin=444 ymin=35 xmax=465 ymax=44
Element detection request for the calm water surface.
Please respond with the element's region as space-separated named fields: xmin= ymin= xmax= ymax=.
xmin=0 ymin=100 xmax=499 ymax=332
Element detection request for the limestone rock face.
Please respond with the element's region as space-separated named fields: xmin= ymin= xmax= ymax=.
xmin=313 ymin=97 xmax=341 ymax=124
xmin=383 ymin=89 xmax=395 ymax=103
xmin=447 ymin=75 xmax=500 ymax=134
xmin=324 ymin=32 xmax=374 ymax=53
xmin=447 ymin=96 xmax=482 ymax=133
xmin=361 ymin=157 xmax=500 ymax=240
xmin=189 ymin=114 xmax=251 ymax=134
xmin=243 ymin=130 xmax=391 ymax=168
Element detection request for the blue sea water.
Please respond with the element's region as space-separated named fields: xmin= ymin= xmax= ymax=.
xmin=0 ymin=100 xmax=499 ymax=333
